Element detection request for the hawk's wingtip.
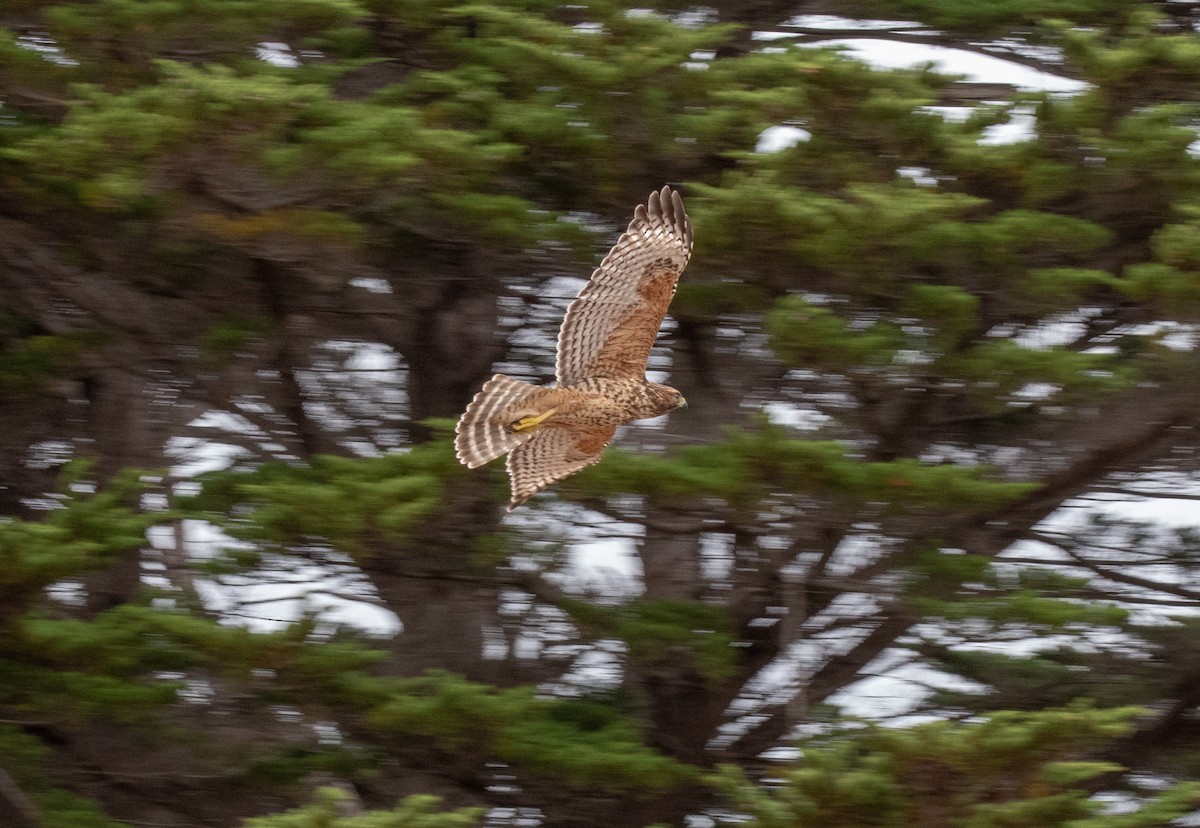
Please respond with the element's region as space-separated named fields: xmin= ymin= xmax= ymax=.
xmin=646 ymin=184 xmax=686 ymax=224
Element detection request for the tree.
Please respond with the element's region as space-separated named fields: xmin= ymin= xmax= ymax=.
xmin=715 ymin=706 xmax=1200 ymax=827
xmin=1 ymin=1 xmax=1199 ymax=826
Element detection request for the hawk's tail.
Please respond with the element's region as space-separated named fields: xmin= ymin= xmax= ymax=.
xmin=455 ymin=374 xmax=543 ymax=469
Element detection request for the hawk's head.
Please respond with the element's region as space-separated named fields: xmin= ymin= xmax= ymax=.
xmin=644 ymin=382 xmax=687 ymax=418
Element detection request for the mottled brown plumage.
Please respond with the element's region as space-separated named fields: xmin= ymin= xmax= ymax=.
xmin=455 ymin=186 xmax=693 ymax=509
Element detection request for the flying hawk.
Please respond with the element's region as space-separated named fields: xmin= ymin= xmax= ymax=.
xmin=455 ymin=186 xmax=693 ymax=510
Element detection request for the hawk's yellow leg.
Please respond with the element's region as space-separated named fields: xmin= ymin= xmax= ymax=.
xmin=511 ymin=407 xmax=557 ymax=433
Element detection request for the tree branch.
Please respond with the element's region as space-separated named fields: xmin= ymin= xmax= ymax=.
xmin=0 ymin=767 xmax=40 ymax=828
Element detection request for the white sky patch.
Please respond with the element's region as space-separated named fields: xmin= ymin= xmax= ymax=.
xmin=897 ymin=166 xmax=938 ymax=187
xmin=752 ymin=30 xmax=803 ymax=42
xmin=947 ymin=630 xmax=1106 ymax=658
xmin=46 ymin=579 xmax=86 ymax=607
xmin=828 ymin=654 xmax=989 ymax=720
xmin=1120 ymin=320 xmax=1198 ymax=351
xmin=995 ymin=479 xmax=1200 ymax=626
xmin=829 ymin=616 xmax=1154 ymax=722
xmin=672 ymin=7 xmax=718 ymax=29
xmin=16 ymin=33 xmax=79 ymax=67
xmin=781 ymin=14 xmax=927 ymax=31
xmin=504 ymin=274 xmax=586 ymax=375
xmin=762 ymin=401 xmax=832 ymax=431
xmin=977 ymin=37 xmax=1067 ymax=64
xmin=713 ymin=608 xmax=895 ymax=749
xmin=749 ymin=453 xmax=1199 ymax=724
xmin=166 ymin=436 xmax=252 ymax=477
xmin=1163 ymin=326 xmax=1198 ymax=351
xmin=919 ymin=104 xmax=976 ymax=122
xmin=821 ymin=531 xmax=893 ymax=577
xmin=803 ymin=592 xmax=886 ymax=629
xmin=699 ymin=532 xmax=736 ymax=582
xmin=979 ymin=105 xmax=1037 ymax=145
xmin=194 ymin=552 xmax=402 ymax=636
xmin=920 ymin=443 xmax=985 ymax=465
xmin=294 ymin=340 xmax=409 ymax=453
xmin=25 ymin=440 xmax=74 ymax=470
xmin=187 ymin=409 xmax=263 ymax=434
xmin=344 ymin=341 xmax=397 ymax=372
xmin=511 ymin=502 xmax=646 ymax=599
xmin=1085 ymin=493 xmax=1200 ymax=530
xmin=349 ymin=276 xmax=392 ymax=294
xmin=1009 ymin=310 xmax=1095 ymax=349
xmin=756 ymin=124 xmax=812 ymax=153
xmin=1013 ymin=381 xmax=1059 ymax=401
xmin=801 ymin=38 xmax=1089 ymax=93
xmin=162 ymin=515 xmax=404 ymax=636
xmin=166 ymin=399 xmax=301 ymax=475
xmin=556 ymin=534 xmax=643 ymax=597
xmin=541 ymin=639 xmax=627 ymax=697
xmin=485 ymin=806 xmax=544 ymax=828
xmin=256 ymin=42 xmax=300 ymax=68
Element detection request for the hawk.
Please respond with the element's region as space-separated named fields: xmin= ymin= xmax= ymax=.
xmin=455 ymin=186 xmax=693 ymax=510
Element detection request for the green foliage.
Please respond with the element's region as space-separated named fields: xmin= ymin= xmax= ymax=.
xmin=201 ymin=314 xmax=274 ymax=360
xmin=1121 ymin=262 xmax=1200 ymax=311
xmin=0 ymin=468 xmax=694 ymax=812
xmin=0 ymin=479 xmax=384 ymax=818
xmin=184 ymin=439 xmax=462 ymax=557
xmin=714 ymin=705 xmax=1200 ymax=827
xmin=927 ymin=647 xmax=1143 ymax=711
xmin=908 ymin=552 xmax=1128 ymax=630
xmin=243 ymin=787 xmax=483 ymax=828
xmin=44 ymin=0 xmax=365 ymax=80
xmin=916 ymin=589 xmax=1127 ymax=628
xmin=573 ymin=423 xmax=1036 ymax=511
xmin=0 ymin=466 xmax=152 ymax=617
xmin=1061 ymin=10 xmax=1200 ymax=99
xmin=5 ymin=0 xmax=1200 ymax=824
xmin=1018 ymin=268 xmax=1121 ymax=306
xmin=766 ymin=297 xmax=905 ymax=371
xmin=366 ymin=671 xmax=695 ymax=792
xmin=0 ymin=333 xmax=76 ymax=396
xmin=563 ymin=599 xmax=737 ymax=682
xmin=855 ymin=0 xmax=1137 ymax=34
xmin=2 ymin=600 xmax=387 ymax=728
xmin=0 ymin=315 xmax=102 ymax=399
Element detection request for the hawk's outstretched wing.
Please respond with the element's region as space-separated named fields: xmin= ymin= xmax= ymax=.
xmin=505 ymin=424 xmax=617 ymax=511
xmin=555 ymin=186 xmax=693 ymax=386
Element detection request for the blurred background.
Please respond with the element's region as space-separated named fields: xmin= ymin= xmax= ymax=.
xmin=3 ymin=1 xmax=1200 ymax=826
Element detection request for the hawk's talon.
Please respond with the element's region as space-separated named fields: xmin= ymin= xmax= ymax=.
xmin=510 ymin=408 xmax=557 ymax=433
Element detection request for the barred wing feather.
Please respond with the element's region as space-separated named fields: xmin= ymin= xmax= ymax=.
xmin=505 ymin=424 xmax=617 ymax=510
xmin=555 ymin=186 xmax=693 ymax=386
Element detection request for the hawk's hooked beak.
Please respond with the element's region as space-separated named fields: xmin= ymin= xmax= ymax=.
xmin=675 ymin=395 xmax=688 ymax=410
